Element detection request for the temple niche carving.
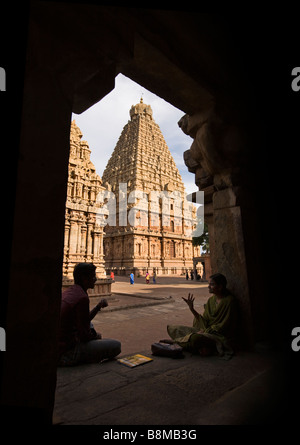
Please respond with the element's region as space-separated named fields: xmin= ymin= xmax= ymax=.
xmin=62 ymin=121 xmax=107 ymax=282
xmin=102 ymin=99 xmax=200 ymax=276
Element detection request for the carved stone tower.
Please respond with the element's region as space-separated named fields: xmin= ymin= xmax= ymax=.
xmin=63 ymin=120 xmax=107 ymax=280
xmin=102 ymin=99 xmax=198 ymax=276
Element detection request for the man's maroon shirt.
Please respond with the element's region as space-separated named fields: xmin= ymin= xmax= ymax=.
xmin=59 ymin=284 xmax=95 ymax=355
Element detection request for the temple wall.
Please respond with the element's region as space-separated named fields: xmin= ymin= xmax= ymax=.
xmin=62 ymin=278 xmax=112 ymax=296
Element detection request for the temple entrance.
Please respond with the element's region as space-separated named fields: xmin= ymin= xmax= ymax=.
xmin=192 ymin=255 xmax=211 ymax=281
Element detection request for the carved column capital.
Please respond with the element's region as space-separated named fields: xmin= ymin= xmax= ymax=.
xmin=179 ymin=104 xmax=245 ymax=181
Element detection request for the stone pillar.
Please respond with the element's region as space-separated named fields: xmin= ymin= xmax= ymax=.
xmin=182 ymin=239 xmax=186 ymax=264
xmin=91 ymin=222 xmax=104 ymax=275
xmin=76 ymin=216 xmax=83 ymax=254
xmin=148 ymin=236 xmax=151 ymax=268
xmin=86 ymin=220 xmax=93 ymax=258
xmin=69 ymin=212 xmax=78 ymax=255
xmin=81 ymin=223 xmax=87 ymax=254
xmin=0 ymin=61 xmax=72 ymax=421
xmin=98 ymin=232 xmax=103 ymax=256
xmin=93 ymin=230 xmax=100 ymax=257
xmin=179 ymin=105 xmax=257 ymax=348
xmin=212 ymin=184 xmax=254 ymax=347
xmin=63 ymin=214 xmax=70 ymax=277
xmin=64 ymin=213 xmax=70 ymax=250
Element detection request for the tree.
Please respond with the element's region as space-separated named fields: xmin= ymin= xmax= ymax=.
xmin=192 ymin=222 xmax=209 ymax=253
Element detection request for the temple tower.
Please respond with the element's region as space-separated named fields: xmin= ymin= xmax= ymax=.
xmin=63 ymin=120 xmax=107 ymax=279
xmin=102 ymin=99 xmax=198 ymax=276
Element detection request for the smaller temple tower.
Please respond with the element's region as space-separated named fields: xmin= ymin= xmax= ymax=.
xmin=62 ymin=120 xmax=107 ymax=280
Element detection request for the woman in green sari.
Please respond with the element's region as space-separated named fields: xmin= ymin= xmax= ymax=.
xmin=167 ymin=273 xmax=237 ymax=359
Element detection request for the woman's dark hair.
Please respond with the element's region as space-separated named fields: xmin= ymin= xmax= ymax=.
xmin=73 ymin=263 xmax=96 ymax=284
xmin=209 ymin=273 xmax=227 ymax=291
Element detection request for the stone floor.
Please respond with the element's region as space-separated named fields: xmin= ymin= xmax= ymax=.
xmin=53 ymin=276 xmax=292 ymax=427
xmin=54 ymin=349 xmax=283 ymax=426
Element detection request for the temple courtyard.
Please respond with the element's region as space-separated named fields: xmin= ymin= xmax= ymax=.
xmin=53 ymin=276 xmax=290 ymax=426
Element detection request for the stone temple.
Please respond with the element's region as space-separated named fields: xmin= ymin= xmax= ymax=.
xmin=102 ymin=98 xmax=199 ymax=276
xmin=62 ymin=121 xmax=111 ymax=295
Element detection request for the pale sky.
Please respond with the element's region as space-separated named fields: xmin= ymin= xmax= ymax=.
xmin=72 ymin=73 xmax=197 ymax=195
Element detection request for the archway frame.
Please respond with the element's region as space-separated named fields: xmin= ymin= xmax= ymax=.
xmin=1 ymin=3 xmax=270 ymax=423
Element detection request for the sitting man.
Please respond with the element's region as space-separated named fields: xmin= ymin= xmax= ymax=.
xmin=167 ymin=273 xmax=237 ymax=359
xmin=58 ymin=263 xmax=121 ymax=366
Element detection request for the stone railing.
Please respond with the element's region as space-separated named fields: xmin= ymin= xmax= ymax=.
xmin=62 ymin=277 xmax=112 ymax=297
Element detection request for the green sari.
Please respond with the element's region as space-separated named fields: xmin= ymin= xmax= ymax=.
xmin=167 ymin=294 xmax=237 ymax=359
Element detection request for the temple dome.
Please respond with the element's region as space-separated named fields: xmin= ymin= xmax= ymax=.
xmin=129 ymin=97 xmax=153 ymax=120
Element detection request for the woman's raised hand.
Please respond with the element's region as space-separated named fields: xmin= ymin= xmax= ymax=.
xmin=182 ymin=293 xmax=194 ymax=309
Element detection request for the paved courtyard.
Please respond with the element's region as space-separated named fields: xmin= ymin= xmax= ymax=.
xmin=90 ymin=276 xmax=210 ymax=356
xmin=53 ymin=276 xmax=288 ymax=426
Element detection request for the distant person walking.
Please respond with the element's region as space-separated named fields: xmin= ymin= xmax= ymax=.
xmin=145 ymin=272 xmax=150 ymax=284
xmin=153 ymin=271 xmax=157 ymax=284
xmin=130 ymin=272 xmax=134 ymax=284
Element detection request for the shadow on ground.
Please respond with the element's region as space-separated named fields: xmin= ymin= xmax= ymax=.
xmin=54 ymin=347 xmax=287 ymax=425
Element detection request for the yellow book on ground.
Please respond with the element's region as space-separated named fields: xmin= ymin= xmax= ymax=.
xmin=117 ymin=354 xmax=153 ymax=368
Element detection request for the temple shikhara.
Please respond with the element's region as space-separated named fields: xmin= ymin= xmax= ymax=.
xmin=63 ymin=99 xmax=200 ymax=280
xmin=101 ymin=98 xmax=199 ymax=276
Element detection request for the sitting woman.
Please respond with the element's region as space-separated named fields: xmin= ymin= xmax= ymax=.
xmin=167 ymin=273 xmax=237 ymax=360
